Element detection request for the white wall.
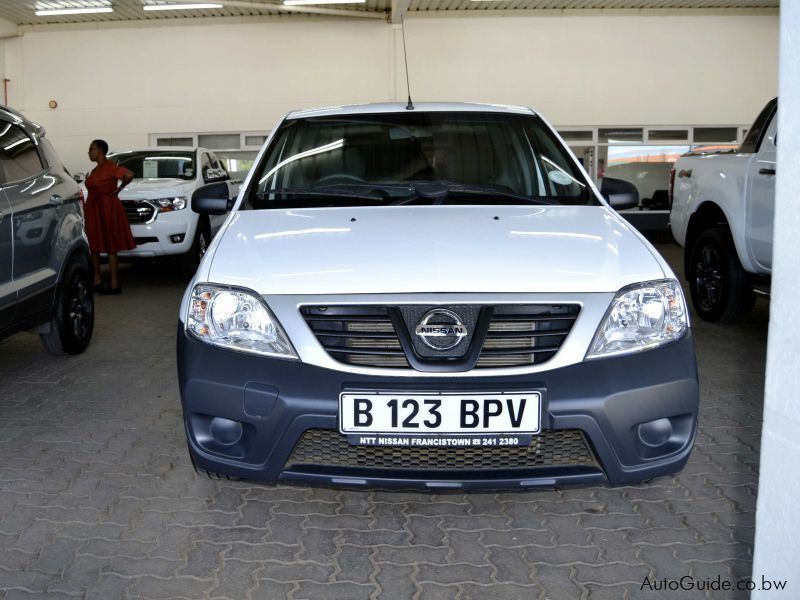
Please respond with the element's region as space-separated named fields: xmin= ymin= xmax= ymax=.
xmin=2 ymin=10 xmax=778 ymax=171
xmin=0 ymin=16 xmax=17 ymax=95
xmin=3 ymin=18 xmax=393 ymax=170
xmin=403 ymin=12 xmax=778 ymax=126
xmin=752 ymin=2 xmax=800 ymax=597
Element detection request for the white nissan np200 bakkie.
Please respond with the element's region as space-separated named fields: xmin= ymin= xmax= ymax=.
xmin=178 ymin=103 xmax=698 ymax=490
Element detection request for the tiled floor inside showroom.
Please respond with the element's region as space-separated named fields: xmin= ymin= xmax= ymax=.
xmin=0 ymin=242 xmax=766 ymax=600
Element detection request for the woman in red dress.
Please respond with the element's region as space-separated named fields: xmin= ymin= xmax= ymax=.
xmin=84 ymin=139 xmax=135 ymax=294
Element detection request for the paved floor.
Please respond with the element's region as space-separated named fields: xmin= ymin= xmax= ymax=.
xmin=0 ymin=243 xmax=767 ymax=600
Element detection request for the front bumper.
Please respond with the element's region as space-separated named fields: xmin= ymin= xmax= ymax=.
xmin=177 ymin=327 xmax=698 ymax=489
xmin=118 ymin=212 xmax=196 ymax=258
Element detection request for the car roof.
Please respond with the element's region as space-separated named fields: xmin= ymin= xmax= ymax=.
xmin=286 ymin=102 xmax=536 ymax=120
xmin=0 ymin=105 xmax=45 ymax=136
xmin=109 ymin=147 xmax=203 ymax=154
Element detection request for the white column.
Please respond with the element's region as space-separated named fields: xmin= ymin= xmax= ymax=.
xmin=751 ymin=3 xmax=800 ymax=598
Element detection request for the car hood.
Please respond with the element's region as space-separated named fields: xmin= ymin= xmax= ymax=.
xmin=206 ymin=205 xmax=665 ymax=294
xmin=119 ymin=178 xmax=194 ymax=199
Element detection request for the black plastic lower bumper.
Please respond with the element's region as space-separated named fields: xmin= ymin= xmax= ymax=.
xmin=177 ymin=326 xmax=698 ymax=489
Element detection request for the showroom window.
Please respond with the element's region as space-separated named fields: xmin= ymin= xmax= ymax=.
xmin=558 ymin=124 xmax=746 ymax=209
xmin=559 ymin=129 xmax=594 ymax=142
xmin=150 ymin=131 xmax=268 ymax=180
xmin=156 ymin=136 xmax=193 ymax=147
xmin=598 ymin=128 xmax=643 ymax=144
xmin=648 ymin=128 xmax=689 ymax=142
xmin=198 ymin=133 xmax=241 ymax=150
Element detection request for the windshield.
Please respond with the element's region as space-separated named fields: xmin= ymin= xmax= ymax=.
xmin=245 ymin=111 xmax=595 ymax=209
xmin=109 ymin=150 xmax=196 ymax=180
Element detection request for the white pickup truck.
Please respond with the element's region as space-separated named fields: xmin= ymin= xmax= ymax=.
xmin=178 ymin=102 xmax=699 ymax=489
xmin=105 ymin=147 xmax=240 ymax=276
xmin=670 ymin=98 xmax=777 ymax=323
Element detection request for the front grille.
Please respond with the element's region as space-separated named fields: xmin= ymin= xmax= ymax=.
xmin=123 ymin=200 xmax=156 ymax=224
xmin=302 ymin=304 xmax=579 ymax=370
xmin=301 ymin=306 xmax=410 ymax=368
xmin=286 ymin=429 xmax=598 ymax=472
xmin=476 ymin=304 xmax=580 ymax=368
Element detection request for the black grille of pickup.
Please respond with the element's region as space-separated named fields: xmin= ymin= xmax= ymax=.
xmin=133 ymin=236 xmax=158 ymax=245
xmin=301 ymin=304 xmax=579 ymax=370
xmin=122 ymin=200 xmax=156 ymax=224
xmin=301 ymin=306 xmax=409 ymax=368
xmin=476 ymin=304 xmax=580 ymax=368
xmin=286 ymin=429 xmax=598 ymax=472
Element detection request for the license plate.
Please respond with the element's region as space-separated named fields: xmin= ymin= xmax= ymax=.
xmin=339 ymin=391 xmax=542 ymax=435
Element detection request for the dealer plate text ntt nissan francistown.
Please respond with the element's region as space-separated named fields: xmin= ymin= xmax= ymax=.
xmin=177 ymin=102 xmax=699 ymax=490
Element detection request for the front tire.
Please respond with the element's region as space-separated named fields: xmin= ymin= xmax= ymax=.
xmin=41 ymin=257 xmax=95 ymax=355
xmin=687 ymin=228 xmax=755 ymax=323
xmin=179 ymin=222 xmax=210 ymax=278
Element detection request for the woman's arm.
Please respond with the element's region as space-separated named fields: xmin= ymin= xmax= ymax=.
xmin=115 ymin=170 xmax=134 ymax=195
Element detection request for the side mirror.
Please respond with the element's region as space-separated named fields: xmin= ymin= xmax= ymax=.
xmin=600 ymin=177 xmax=639 ymax=210
xmin=192 ymin=182 xmax=235 ymax=215
xmin=73 ymin=172 xmax=86 ymax=183
xmin=203 ymin=167 xmax=228 ymax=184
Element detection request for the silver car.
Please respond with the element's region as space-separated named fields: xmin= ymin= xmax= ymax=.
xmin=0 ymin=105 xmax=93 ymax=354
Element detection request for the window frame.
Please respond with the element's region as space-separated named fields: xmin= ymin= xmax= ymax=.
xmin=149 ymin=131 xmax=270 ymax=152
xmin=246 ymin=112 xmax=596 ymax=210
xmin=0 ymin=120 xmax=48 ymax=185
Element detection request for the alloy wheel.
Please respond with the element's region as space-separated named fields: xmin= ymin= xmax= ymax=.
xmin=67 ymin=272 xmax=93 ymax=341
xmin=694 ymin=244 xmax=724 ymax=311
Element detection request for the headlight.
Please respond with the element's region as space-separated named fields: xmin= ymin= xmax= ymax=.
xmin=187 ymin=285 xmax=298 ymax=359
xmin=152 ymin=196 xmax=187 ymax=212
xmin=587 ymin=279 xmax=688 ymax=359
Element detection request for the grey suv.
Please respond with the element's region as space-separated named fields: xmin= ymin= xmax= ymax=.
xmin=0 ymin=106 xmax=93 ymax=354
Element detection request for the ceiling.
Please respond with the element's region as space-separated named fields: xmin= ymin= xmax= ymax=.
xmin=0 ymin=0 xmax=779 ymax=27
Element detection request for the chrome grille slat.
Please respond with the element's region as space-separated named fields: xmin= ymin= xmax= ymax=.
xmin=346 ymin=321 xmax=395 ymax=333
xmin=487 ymin=315 xmax=576 ymax=322
xmin=328 ymin=347 xmax=406 ymax=356
xmin=476 ymin=355 xmax=539 ymax=367
xmin=341 ymin=339 xmax=403 ymax=350
xmin=483 ymin=337 xmax=537 ymax=350
xmin=304 ymin=315 xmax=393 ymax=323
xmin=489 ymin=321 xmax=538 ymax=332
xmin=348 ymin=356 xmax=409 ymax=367
xmin=315 ymin=330 xmax=398 ymax=339
xmin=479 ymin=346 xmax=561 ymax=356
xmin=484 ymin=330 xmax=569 ymax=338
xmin=122 ymin=200 xmax=156 ymax=224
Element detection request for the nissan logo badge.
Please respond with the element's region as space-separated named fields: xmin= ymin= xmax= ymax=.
xmin=415 ymin=309 xmax=468 ymax=351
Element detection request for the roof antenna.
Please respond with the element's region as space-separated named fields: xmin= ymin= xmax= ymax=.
xmin=400 ymin=15 xmax=414 ymax=110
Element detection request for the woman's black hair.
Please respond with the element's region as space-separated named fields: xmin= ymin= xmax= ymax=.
xmin=91 ymin=139 xmax=109 ymax=155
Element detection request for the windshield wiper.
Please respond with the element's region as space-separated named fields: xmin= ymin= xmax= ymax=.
xmin=389 ymin=182 xmax=557 ymax=206
xmin=258 ymin=187 xmax=386 ymax=202
xmin=444 ymin=183 xmax=558 ymax=205
xmin=310 ymin=182 xmax=416 ymax=198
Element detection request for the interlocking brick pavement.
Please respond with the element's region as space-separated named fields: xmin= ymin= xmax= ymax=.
xmin=0 ymin=243 xmax=768 ymax=599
